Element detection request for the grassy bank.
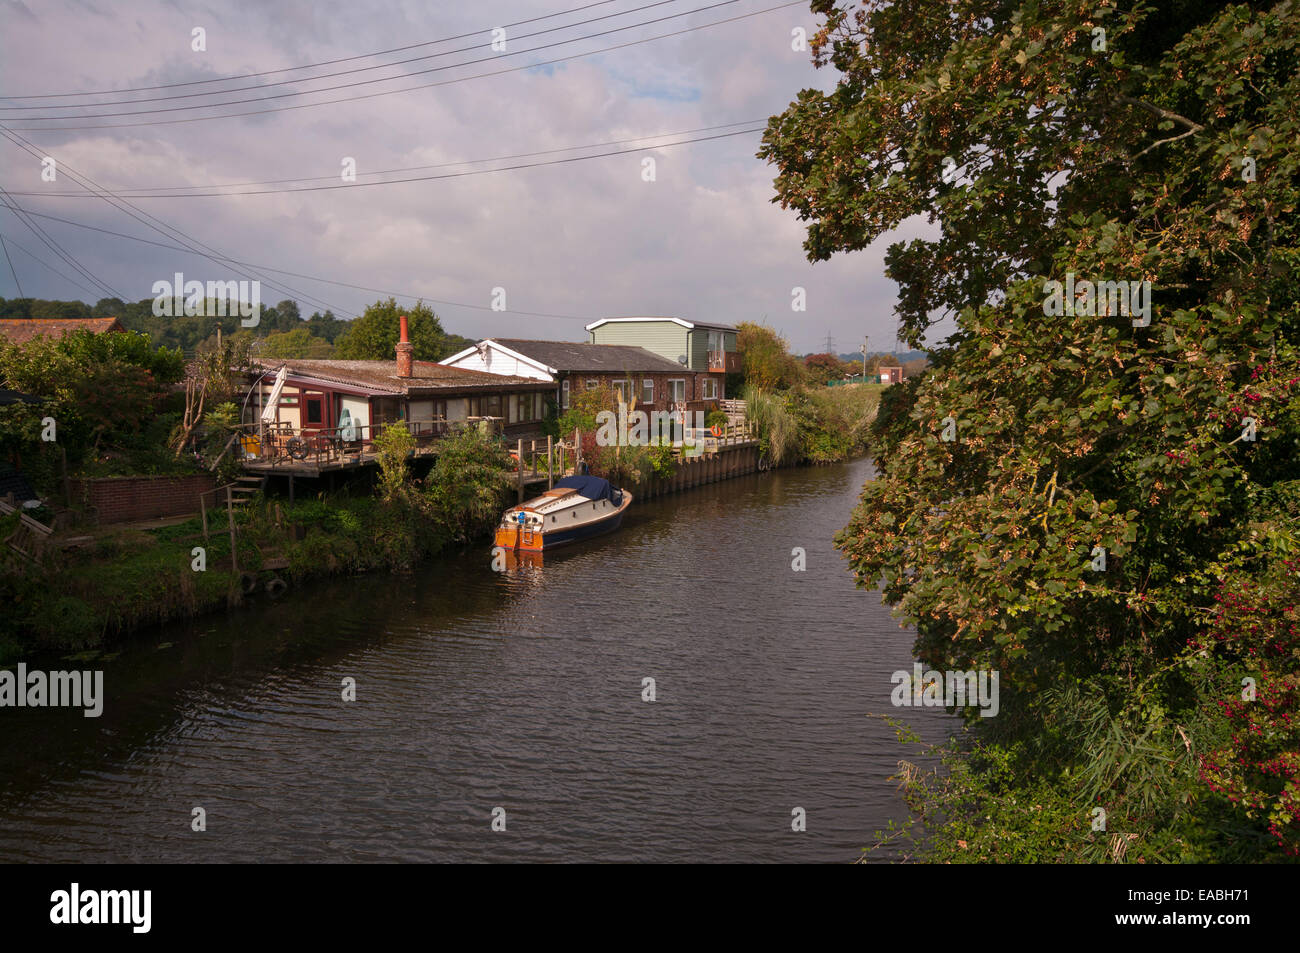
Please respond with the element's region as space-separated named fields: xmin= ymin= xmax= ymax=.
xmin=744 ymin=382 xmax=883 ymax=466
xmin=0 ymin=427 xmax=515 ymax=664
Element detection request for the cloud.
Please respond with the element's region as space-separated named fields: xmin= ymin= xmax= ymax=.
xmin=0 ymin=0 xmax=941 ymax=352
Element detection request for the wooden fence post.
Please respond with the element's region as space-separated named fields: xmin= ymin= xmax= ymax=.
xmin=517 ymin=438 xmax=525 ymax=503
xmin=547 ymin=435 xmax=554 ymax=489
xmin=226 ymin=485 xmax=238 ymax=573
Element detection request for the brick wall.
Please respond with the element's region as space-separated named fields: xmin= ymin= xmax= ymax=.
xmin=567 ymin=370 xmax=724 ymax=407
xmin=70 ymin=473 xmax=217 ymax=525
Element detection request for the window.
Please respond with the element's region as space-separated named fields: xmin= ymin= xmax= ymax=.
xmin=612 ymin=379 xmax=631 ymax=403
xmin=514 ymin=393 xmax=538 ymax=423
xmin=708 ymin=330 xmax=722 ymax=351
xmin=701 ymin=377 xmax=718 ymax=400
xmin=305 ymin=396 xmax=323 ymax=424
xmin=585 ymin=379 xmax=598 ymax=391
xmin=641 ymin=378 xmax=654 ymax=404
xmin=486 ymin=394 xmax=502 ymax=417
xmin=668 ymin=379 xmax=686 ymax=403
xmin=561 ymin=379 xmax=570 ymax=410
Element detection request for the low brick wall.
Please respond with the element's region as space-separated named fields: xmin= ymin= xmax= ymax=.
xmin=70 ymin=473 xmax=216 ymax=525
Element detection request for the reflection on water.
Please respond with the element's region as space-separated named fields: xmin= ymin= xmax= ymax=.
xmin=0 ymin=458 xmax=950 ymax=862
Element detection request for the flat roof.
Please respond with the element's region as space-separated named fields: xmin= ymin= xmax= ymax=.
xmin=584 ymin=316 xmax=737 ymax=333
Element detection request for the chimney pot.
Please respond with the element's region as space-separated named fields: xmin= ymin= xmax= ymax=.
xmin=396 ymin=314 xmax=414 ymax=378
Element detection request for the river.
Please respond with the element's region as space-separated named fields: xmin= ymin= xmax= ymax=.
xmin=0 ymin=456 xmax=950 ymax=863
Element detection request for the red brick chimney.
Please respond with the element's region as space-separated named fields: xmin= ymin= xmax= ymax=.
xmin=396 ymin=314 xmax=413 ymax=379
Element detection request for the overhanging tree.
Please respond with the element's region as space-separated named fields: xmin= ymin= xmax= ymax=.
xmin=761 ymin=0 xmax=1299 ymax=857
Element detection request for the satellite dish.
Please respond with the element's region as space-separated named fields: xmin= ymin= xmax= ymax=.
xmin=677 ymin=354 xmax=688 ymax=365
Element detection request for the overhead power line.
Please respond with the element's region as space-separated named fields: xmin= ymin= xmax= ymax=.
xmin=0 ymin=0 xmax=687 ymax=111
xmin=0 ymin=0 xmax=627 ymax=99
xmin=9 ymin=119 xmax=764 ymax=195
xmin=0 ymin=231 xmax=103 ymax=299
xmin=2 ymin=205 xmax=600 ymax=322
xmin=0 ymin=234 xmax=23 ymax=296
xmin=0 ymin=125 xmax=355 ymax=316
xmin=2 ymin=125 xmax=765 ymax=198
xmin=2 ymin=1 xmax=803 ymax=131
xmin=0 ymin=187 xmax=122 ymax=298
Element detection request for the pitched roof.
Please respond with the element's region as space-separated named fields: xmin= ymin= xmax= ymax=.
xmin=253 ymin=358 xmax=548 ymax=395
xmin=0 ymin=317 xmax=125 ymax=345
xmin=490 ymin=339 xmax=689 ymax=373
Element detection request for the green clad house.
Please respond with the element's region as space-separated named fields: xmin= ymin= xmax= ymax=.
xmin=585 ymin=317 xmax=741 ymax=380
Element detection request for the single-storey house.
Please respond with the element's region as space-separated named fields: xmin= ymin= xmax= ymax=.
xmin=244 ymin=318 xmax=552 ymax=464
xmin=440 ymin=338 xmax=724 ymax=413
xmin=247 ymin=358 xmax=551 ymax=445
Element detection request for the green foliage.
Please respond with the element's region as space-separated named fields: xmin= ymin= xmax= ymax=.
xmin=737 ymin=322 xmax=804 ymax=391
xmin=556 ymin=382 xmax=616 ymax=437
xmin=742 ymin=384 xmax=802 ymax=466
xmin=333 ymin=298 xmax=449 ymax=361
xmin=0 ymin=328 xmax=185 ymax=486
xmin=261 ymin=326 xmax=333 ymax=358
xmin=201 ymin=402 xmax=242 ymax=484
xmin=767 ymin=0 xmax=1300 ymax=860
xmin=423 ymin=427 xmax=515 ymax=545
xmin=371 ymin=423 xmax=417 ymax=502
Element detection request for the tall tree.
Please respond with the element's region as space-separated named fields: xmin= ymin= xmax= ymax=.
xmin=333 ymin=298 xmax=447 ymax=361
xmin=762 ymin=0 xmax=1300 ymax=857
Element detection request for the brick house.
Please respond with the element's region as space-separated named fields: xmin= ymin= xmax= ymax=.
xmin=440 ymin=338 xmax=723 ymax=415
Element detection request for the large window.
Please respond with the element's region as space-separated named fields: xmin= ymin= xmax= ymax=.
xmin=701 ymin=377 xmax=718 ymax=400
xmin=668 ymin=379 xmax=686 ymax=404
xmin=612 ymin=379 xmax=631 ymax=404
xmin=641 ymin=378 xmax=654 ymax=405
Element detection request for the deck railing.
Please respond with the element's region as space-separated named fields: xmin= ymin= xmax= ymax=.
xmin=241 ymin=418 xmax=456 ymax=469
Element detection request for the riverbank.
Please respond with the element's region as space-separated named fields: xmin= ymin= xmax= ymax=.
xmin=745 ymin=382 xmax=884 ymax=466
xmin=0 ymin=456 xmax=944 ymax=862
xmin=0 ymin=494 xmax=434 ymax=664
xmin=1 ymin=385 xmax=884 ymax=663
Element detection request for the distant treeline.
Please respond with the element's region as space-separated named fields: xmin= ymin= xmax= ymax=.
xmin=0 ymin=296 xmax=475 ymax=359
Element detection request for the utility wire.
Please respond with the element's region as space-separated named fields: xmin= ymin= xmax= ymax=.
xmin=0 ymin=125 xmax=354 ymax=316
xmin=5 ymin=0 xmax=738 ymax=121
xmin=10 ymin=119 xmax=764 ymax=195
xmin=4 ymin=2 xmax=803 ymax=131
xmin=3 ymin=125 xmax=765 ymax=198
xmin=3 ymin=205 xmax=600 ymax=322
xmin=0 ymin=234 xmax=23 ymax=296
xmin=0 ymin=0 xmax=687 ymax=111
xmin=0 ymin=0 xmax=626 ymax=99
xmin=0 ymin=188 xmax=122 ymax=298
xmin=0 ymin=231 xmax=103 ymax=299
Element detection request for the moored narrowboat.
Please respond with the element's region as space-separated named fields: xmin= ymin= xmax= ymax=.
xmin=494 ymin=475 xmax=632 ymax=553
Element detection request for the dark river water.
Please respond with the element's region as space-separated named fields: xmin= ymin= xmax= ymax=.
xmin=0 ymin=457 xmax=949 ymax=863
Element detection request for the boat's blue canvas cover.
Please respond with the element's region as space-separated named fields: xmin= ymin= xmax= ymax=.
xmin=554 ymin=475 xmax=617 ymax=502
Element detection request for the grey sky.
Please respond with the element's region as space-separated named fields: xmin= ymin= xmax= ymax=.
xmin=0 ymin=0 xmax=935 ymax=353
